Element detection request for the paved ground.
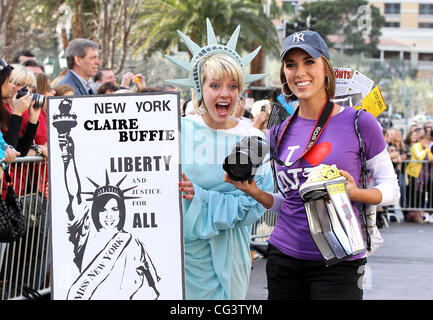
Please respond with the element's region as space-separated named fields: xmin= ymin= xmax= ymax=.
xmin=246 ymin=220 xmax=433 ymax=300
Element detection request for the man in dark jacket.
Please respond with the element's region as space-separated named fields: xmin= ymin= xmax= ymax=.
xmin=58 ymin=39 xmax=100 ymax=95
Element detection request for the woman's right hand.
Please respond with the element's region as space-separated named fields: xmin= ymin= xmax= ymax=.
xmin=12 ymin=91 xmax=32 ymax=116
xmin=252 ymin=111 xmax=269 ymax=130
xmin=224 ymin=173 xmax=274 ymax=209
xmin=120 ymin=72 xmax=135 ymax=88
xmin=4 ymin=145 xmax=20 ymax=163
xmin=180 ymin=173 xmax=195 ymax=200
xmin=133 ymin=74 xmax=146 ymax=90
xmin=223 ymin=173 xmax=259 ymax=196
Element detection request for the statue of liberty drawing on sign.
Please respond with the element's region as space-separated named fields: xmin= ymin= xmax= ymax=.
xmin=52 ymin=98 xmax=161 ymax=300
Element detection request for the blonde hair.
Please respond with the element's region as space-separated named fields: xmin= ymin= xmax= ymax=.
xmin=11 ymin=65 xmax=36 ymax=90
xmin=192 ymin=54 xmax=244 ymax=116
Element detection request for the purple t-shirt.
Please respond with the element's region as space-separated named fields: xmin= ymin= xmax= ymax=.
xmin=268 ymin=106 xmax=386 ymax=260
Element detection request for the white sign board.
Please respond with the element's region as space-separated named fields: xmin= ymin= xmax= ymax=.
xmin=47 ymin=93 xmax=184 ymax=300
xmin=333 ymin=67 xmax=352 ymax=97
xmin=346 ymin=70 xmax=374 ymax=98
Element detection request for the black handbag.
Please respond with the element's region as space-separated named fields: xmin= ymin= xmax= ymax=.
xmin=0 ymin=170 xmax=25 ymax=243
xmin=20 ymin=191 xmax=44 ymax=229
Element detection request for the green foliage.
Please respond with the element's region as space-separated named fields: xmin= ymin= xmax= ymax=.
xmin=331 ymin=52 xmax=416 ymax=84
xmin=8 ymin=0 xmax=60 ymax=60
xmin=133 ymin=0 xmax=279 ymax=59
xmin=299 ymin=0 xmax=385 ymax=57
xmin=281 ymin=2 xmax=296 ymax=15
xmin=267 ymin=0 xmax=284 ymax=19
xmin=130 ymin=52 xmax=189 ymax=91
xmin=3 ymin=0 xmax=280 ymax=80
xmin=297 ymin=1 xmax=338 ymax=36
xmin=389 ymin=77 xmax=433 ymax=117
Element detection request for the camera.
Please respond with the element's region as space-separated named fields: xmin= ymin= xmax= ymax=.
xmin=223 ymin=136 xmax=269 ymax=182
xmin=15 ymin=84 xmax=45 ymax=109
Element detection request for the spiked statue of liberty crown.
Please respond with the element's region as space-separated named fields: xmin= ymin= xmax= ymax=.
xmin=82 ymin=171 xmax=139 ymax=231
xmin=165 ymin=18 xmax=267 ymax=100
xmin=82 ymin=171 xmax=139 ymax=202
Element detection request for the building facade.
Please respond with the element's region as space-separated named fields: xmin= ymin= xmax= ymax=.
xmin=280 ymin=0 xmax=433 ymax=78
xmin=370 ymin=0 xmax=433 ymax=78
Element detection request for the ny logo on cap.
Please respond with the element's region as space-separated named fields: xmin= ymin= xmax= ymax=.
xmin=292 ymin=33 xmax=305 ymax=42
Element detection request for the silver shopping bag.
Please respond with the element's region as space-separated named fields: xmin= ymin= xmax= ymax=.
xmin=300 ymin=170 xmax=365 ymax=266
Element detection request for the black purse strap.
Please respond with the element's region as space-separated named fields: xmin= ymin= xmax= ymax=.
xmin=271 ymin=100 xmax=334 ymax=168
xmin=4 ymin=169 xmax=12 ymax=184
xmin=354 ymin=108 xmax=371 ymax=251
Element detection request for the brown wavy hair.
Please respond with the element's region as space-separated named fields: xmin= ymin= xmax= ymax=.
xmin=0 ymin=65 xmax=14 ymax=132
xmin=279 ymin=55 xmax=335 ymax=102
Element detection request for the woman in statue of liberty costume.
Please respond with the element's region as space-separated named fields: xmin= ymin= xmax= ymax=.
xmin=54 ymin=98 xmax=160 ymax=300
xmin=166 ymin=19 xmax=274 ymax=299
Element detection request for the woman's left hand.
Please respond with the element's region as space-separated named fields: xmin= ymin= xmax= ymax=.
xmin=39 ymin=145 xmax=48 ymax=158
xmin=339 ymin=169 xmax=358 ymax=200
xmin=28 ymin=101 xmax=42 ymax=124
xmin=12 ymin=91 xmax=32 ymax=115
xmin=4 ymin=145 xmax=20 ymax=163
xmin=180 ymin=173 xmax=195 ymax=200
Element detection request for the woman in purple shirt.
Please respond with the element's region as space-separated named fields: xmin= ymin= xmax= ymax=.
xmin=225 ymin=30 xmax=399 ymax=300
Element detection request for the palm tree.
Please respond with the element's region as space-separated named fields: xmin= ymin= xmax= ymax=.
xmin=133 ymin=0 xmax=279 ymax=84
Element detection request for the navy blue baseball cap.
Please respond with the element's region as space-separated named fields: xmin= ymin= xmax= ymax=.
xmin=280 ymin=30 xmax=330 ymax=61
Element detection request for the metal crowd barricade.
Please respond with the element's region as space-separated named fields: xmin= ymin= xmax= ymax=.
xmin=388 ymin=159 xmax=433 ymax=216
xmin=251 ymin=210 xmax=278 ymax=250
xmin=0 ymin=156 xmax=50 ymax=300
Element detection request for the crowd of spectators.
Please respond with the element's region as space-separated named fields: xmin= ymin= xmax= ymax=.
xmin=8 ymin=40 xmax=429 ymax=228
xmin=383 ymin=122 xmax=433 ymax=224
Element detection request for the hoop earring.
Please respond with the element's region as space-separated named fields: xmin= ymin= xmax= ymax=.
xmin=281 ymin=82 xmax=294 ymax=98
xmin=197 ymin=104 xmax=207 ymax=115
xmin=325 ymin=76 xmax=329 ymax=90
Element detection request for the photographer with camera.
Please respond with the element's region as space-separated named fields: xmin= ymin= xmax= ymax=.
xmin=20 ymin=72 xmax=52 ymax=158
xmin=8 ymin=64 xmax=36 ymax=102
xmin=0 ymin=61 xmax=40 ymax=157
xmin=17 ymin=72 xmax=50 ymax=202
